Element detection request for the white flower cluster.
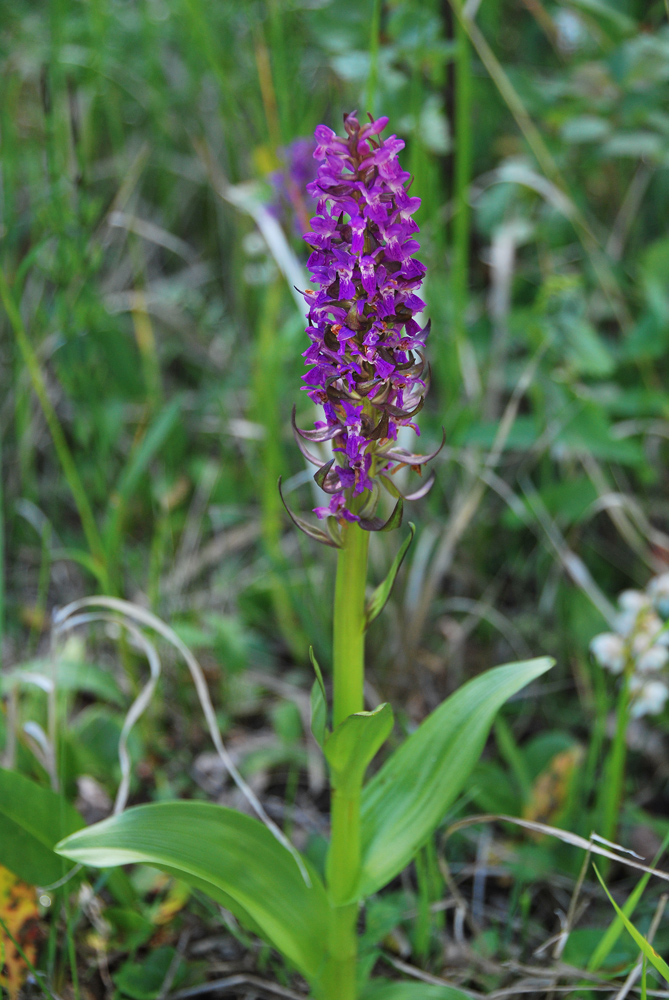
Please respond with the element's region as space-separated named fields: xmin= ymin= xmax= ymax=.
xmin=590 ymin=573 xmax=669 ymax=718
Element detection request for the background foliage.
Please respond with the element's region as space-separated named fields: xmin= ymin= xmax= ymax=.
xmin=2 ymin=0 xmax=669 ymax=996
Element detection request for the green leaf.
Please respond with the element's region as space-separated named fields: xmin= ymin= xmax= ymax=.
xmin=593 ymin=865 xmax=669 ymax=982
xmin=362 ymin=981 xmax=470 ymax=999
xmin=365 ymin=524 xmax=415 ymax=629
xmin=309 ymin=647 xmax=328 ymax=747
xmin=325 ymin=704 xmax=394 ymax=793
xmin=309 ymin=646 xmax=326 ymax=701
xmin=56 ymin=801 xmax=331 ymax=982
xmin=114 ymin=946 xmax=187 ymax=1000
xmin=358 ymin=657 xmax=554 ymax=899
xmin=0 ymin=768 xmax=84 ymax=885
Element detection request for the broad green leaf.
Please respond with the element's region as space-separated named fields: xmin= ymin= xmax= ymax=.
xmin=364 ymin=524 xmax=415 ymax=629
xmin=0 ymin=768 xmax=84 ymax=885
xmin=56 ymin=801 xmax=331 ymax=982
xmin=594 ymin=865 xmax=669 ymax=981
xmin=362 ymin=981 xmax=470 ymax=999
xmin=358 ymin=657 xmax=554 ymax=899
xmin=1 ymin=659 xmax=124 ymax=705
xmin=325 ymin=704 xmax=393 ymax=793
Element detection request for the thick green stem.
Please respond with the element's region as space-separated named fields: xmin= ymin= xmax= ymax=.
xmin=322 ymin=522 xmax=370 ymax=1000
xmin=332 ymin=522 xmax=369 ymax=727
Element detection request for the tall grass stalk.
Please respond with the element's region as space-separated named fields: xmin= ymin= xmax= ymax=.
xmin=0 ymin=269 xmax=110 ymax=593
xmin=0 ymin=427 xmax=3 ymax=673
xmin=598 ymin=666 xmax=631 ymax=865
xmin=254 ymin=23 xmax=282 ymax=153
xmin=254 ymin=282 xmax=284 ymax=550
xmin=452 ymin=0 xmax=472 ymax=369
xmin=266 ymin=0 xmax=291 ymax=143
xmin=366 ymin=0 xmax=383 ymax=118
xmin=253 ymin=284 xmax=307 ymax=656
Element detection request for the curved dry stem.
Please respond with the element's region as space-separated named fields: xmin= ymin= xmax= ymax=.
xmin=52 ymin=596 xmax=311 ymax=885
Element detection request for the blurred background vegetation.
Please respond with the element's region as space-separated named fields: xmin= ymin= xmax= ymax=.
xmin=2 ymin=0 xmax=669 ymax=995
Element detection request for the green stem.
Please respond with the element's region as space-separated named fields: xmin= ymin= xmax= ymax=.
xmin=332 ymin=523 xmax=369 ymax=726
xmin=323 ymin=522 xmax=370 ymax=1000
xmin=599 ymin=669 xmax=631 ymax=850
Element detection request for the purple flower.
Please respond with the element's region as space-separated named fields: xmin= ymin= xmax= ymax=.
xmin=268 ymin=137 xmax=318 ymax=236
xmin=290 ymin=111 xmax=439 ymax=531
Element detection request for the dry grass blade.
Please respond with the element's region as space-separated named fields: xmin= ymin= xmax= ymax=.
xmin=108 ymin=211 xmax=198 ymax=264
xmin=168 ymin=975 xmax=307 ymax=1000
xmin=53 ymin=610 xmax=161 ymax=814
xmin=444 ymin=814 xmax=669 ymax=884
xmin=381 ymin=955 xmax=484 ymax=998
xmin=52 ymin=597 xmax=311 ymax=885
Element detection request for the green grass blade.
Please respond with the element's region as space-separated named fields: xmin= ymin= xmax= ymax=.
xmin=588 ymin=831 xmax=669 ymax=971
xmin=593 ymin=864 xmax=669 ymax=981
xmin=0 ymin=269 xmax=109 ymax=589
xmin=103 ymin=395 xmax=182 ymax=558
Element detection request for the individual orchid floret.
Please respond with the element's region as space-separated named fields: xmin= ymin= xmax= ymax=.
xmin=285 ymin=111 xmax=440 ymax=543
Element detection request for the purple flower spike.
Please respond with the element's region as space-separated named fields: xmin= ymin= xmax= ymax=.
xmin=294 ymin=111 xmax=437 ymax=533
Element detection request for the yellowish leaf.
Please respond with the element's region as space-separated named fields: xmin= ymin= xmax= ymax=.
xmin=523 ymin=745 xmax=584 ymax=835
xmin=0 ymin=865 xmax=40 ymax=999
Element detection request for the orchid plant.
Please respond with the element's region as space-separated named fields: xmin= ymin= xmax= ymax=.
xmin=56 ymin=114 xmax=552 ymax=1000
